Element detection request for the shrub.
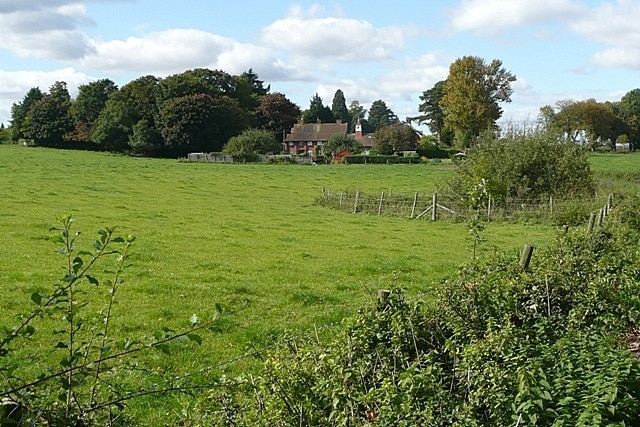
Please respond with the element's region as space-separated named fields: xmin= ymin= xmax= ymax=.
xmin=206 ymin=220 xmax=640 ymax=425
xmin=448 ymin=130 xmax=596 ymax=209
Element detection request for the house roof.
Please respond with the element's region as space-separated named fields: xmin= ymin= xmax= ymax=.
xmin=285 ymin=121 xmax=348 ymax=142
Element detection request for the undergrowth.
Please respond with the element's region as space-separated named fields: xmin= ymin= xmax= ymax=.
xmin=200 ymin=214 xmax=640 ymax=425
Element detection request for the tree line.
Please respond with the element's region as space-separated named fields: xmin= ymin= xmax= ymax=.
xmin=6 ymin=56 xmax=640 ymax=157
xmin=418 ymin=55 xmax=640 ymax=150
xmin=5 ymin=67 xmax=414 ymax=158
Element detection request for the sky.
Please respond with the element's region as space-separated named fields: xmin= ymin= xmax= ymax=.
xmin=1 ymin=0 xmax=639 ymax=131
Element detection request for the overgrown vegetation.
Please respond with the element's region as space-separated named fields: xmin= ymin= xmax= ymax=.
xmin=448 ymin=130 xmax=596 ymax=209
xmin=203 ymin=213 xmax=640 ymax=425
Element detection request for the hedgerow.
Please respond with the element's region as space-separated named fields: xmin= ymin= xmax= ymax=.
xmin=205 ymin=218 xmax=640 ymax=425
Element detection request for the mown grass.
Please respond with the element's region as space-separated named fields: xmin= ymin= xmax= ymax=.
xmin=0 ymin=144 xmax=572 ymax=422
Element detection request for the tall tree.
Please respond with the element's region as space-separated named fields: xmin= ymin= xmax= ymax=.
xmin=93 ymin=76 xmax=160 ymax=153
xmin=441 ymin=56 xmax=516 ymax=146
xmin=418 ymin=80 xmax=447 ymax=142
xmin=302 ymin=93 xmax=334 ymax=123
xmin=10 ymin=87 xmax=44 ymax=142
xmin=158 ymin=93 xmax=249 ymax=156
xmin=23 ymin=81 xmax=73 ymax=148
xmin=368 ymin=99 xmax=397 ymax=131
xmin=331 ymin=89 xmax=349 ymax=124
xmin=241 ymin=69 xmax=270 ymax=97
xmin=69 ymin=79 xmax=118 ymax=144
xmin=256 ymin=92 xmax=301 ymax=138
xmin=619 ymin=88 xmax=640 ymax=147
xmin=554 ymin=99 xmax=619 ymax=149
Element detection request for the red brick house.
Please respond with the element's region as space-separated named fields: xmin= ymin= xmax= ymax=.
xmin=284 ymin=119 xmax=348 ymax=156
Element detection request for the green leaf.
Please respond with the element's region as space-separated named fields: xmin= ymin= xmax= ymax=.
xmin=31 ymin=292 xmax=43 ymax=305
xmin=154 ymin=343 xmax=171 ymax=354
xmin=187 ymin=334 xmax=203 ymax=345
xmin=56 ymin=341 xmax=68 ymax=349
xmin=49 ymin=234 xmax=65 ymax=243
xmin=86 ymin=275 xmax=100 ymax=286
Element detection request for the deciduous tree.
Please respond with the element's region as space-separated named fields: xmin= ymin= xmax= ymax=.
xmin=158 ymin=93 xmax=249 ymax=156
xmin=256 ymin=92 xmax=301 ymax=138
xmin=441 ymin=56 xmax=516 ymax=146
xmin=372 ymin=123 xmax=418 ymax=155
xmin=23 ymin=82 xmax=73 ymax=148
xmin=69 ymin=79 xmax=118 ymax=144
xmin=10 ymin=87 xmax=44 ymax=142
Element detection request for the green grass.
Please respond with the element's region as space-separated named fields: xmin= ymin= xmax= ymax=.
xmin=590 ymin=151 xmax=640 ymax=193
xmin=0 ymin=145 xmax=565 ymax=422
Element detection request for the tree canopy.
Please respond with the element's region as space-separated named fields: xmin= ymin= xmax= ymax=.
xmin=331 ymin=89 xmax=349 ymax=125
xmin=372 ymin=123 xmax=419 ymax=155
xmin=302 ymin=94 xmax=335 ymax=124
xmin=441 ymin=56 xmax=516 ymax=146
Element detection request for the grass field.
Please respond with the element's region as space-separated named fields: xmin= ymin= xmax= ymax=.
xmin=4 ymin=145 xmax=631 ymax=422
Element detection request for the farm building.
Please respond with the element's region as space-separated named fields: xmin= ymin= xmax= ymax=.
xmin=284 ymin=119 xmax=348 ymax=156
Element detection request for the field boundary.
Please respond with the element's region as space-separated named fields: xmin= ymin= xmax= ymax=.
xmin=317 ymin=187 xmax=613 ymax=222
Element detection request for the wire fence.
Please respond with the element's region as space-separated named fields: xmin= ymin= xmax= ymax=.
xmin=316 ymin=187 xmax=613 ymax=223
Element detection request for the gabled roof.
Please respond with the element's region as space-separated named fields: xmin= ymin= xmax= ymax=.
xmin=285 ymin=121 xmax=348 ymax=142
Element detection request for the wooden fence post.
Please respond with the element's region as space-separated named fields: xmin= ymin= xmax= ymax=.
xmin=354 ymin=191 xmax=360 ymax=214
xmin=549 ymin=196 xmax=554 ymax=216
xmin=487 ymin=195 xmax=492 ymax=221
xmin=587 ymin=212 xmax=596 ymax=233
xmin=520 ymin=244 xmax=535 ymax=271
xmin=378 ymin=192 xmax=385 ymax=215
xmin=596 ymin=208 xmax=604 ymax=227
xmin=339 ymin=192 xmax=344 ymax=208
xmin=431 ymin=193 xmax=438 ymax=221
xmin=410 ymin=193 xmax=418 ymax=219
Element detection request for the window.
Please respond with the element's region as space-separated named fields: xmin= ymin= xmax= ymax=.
xmin=317 ymin=141 xmax=323 ymax=146
xmin=307 ymin=141 xmax=313 ymax=146
xmin=288 ymin=142 xmax=294 ymax=147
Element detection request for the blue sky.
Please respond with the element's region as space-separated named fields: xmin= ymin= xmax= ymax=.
xmin=1 ymin=0 xmax=639 ymax=130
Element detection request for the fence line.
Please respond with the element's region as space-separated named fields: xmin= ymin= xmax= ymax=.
xmin=185 ymin=152 xmax=313 ymax=164
xmin=317 ymin=188 xmax=611 ymax=222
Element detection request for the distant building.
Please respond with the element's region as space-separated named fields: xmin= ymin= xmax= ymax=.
xmin=284 ymin=119 xmax=348 ymax=156
xmin=352 ymin=119 xmax=376 ymax=153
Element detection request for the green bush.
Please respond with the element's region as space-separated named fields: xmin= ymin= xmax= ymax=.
xmin=448 ymin=130 xmax=596 ymax=209
xmin=206 ymin=221 xmax=640 ymax=425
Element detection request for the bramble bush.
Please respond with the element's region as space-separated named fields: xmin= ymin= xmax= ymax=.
xmin=205 ymin=216 xmax=640 ymax=425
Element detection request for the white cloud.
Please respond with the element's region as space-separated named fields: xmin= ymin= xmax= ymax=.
xmin=80 ymin=28 xmax=307 ymax=81
xmin=447 ymin=0 xmax=585 ymax=33
xmin=570 ymin=0 xmax=640 ymax=70
xmin=0 ymin=68 xmax=92 ymax=124
xmin=261 ymin=6 xmax=418 ymax=62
